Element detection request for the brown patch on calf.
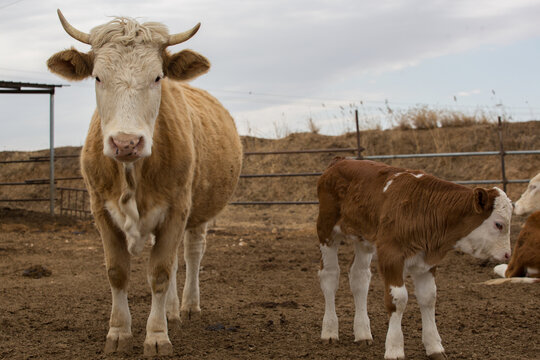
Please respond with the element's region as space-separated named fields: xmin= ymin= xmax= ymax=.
xmin=505 ymin=211 xmax=540 ymax=278
xmin=150 ymin=265 xmax=170 ymax=294
xmin=108 ymin=267 xmax=128 ymax=289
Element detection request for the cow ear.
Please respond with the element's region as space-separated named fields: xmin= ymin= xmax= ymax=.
xmin=165 ymin=49 xmax=210 ymax=81
xmin=47 ymin=48 xmax=93 ymax=81
xmin=473 ymin=188 xmax=489 ymax=213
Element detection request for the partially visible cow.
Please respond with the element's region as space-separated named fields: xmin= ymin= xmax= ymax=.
xmin=487 ymin=173 xmax=540 ymax=285
xmin=47 ymin=10 xmax=242 ymax=356
xmin=513 ymin=172 xmax=540 ymax=216
xmin=317 ymin=158 xmax=512 ymax=360
xmin=489 ymin=211 xmax=540 ymax=284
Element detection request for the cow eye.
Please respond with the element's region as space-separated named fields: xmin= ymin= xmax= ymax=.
xmin=495 ymin=222 xmax=503 ymax=231
xmin=155 ymin=76 xmax=161 ymax=83
xmin=95 ymin=76 xmax=101 ymax=82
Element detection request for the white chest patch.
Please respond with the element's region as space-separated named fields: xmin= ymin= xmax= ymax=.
xmin=106 ymin=199 xmax=167 ymax=256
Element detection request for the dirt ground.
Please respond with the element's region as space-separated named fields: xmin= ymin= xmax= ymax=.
xmin=0 ymin=206 xmax=538 ymax=360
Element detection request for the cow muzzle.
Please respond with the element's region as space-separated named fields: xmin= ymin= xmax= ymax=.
xmin=108 ymin=133 xmax=146 ymax=162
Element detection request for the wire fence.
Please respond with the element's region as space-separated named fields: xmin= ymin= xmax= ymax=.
xmin=0 ymin=115 xmax=538 ymax=218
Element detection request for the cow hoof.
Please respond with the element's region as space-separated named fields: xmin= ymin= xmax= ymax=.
xmin=180 ymin=309 xmax=201 ymax=322
xmin=143 ymin=334 xmax=173 ymax=357
xmin=167 ymin=315 xmax=181 ymax=329
xmin=428 ymin=352 xmax=447 ymax=360
xmin=354 ymin=339 xmax=373 ymax=347
xmin=104 ymin=332 xmax=133 ymax=354
xmin=321 ymin=336 xmax=339 ymax=344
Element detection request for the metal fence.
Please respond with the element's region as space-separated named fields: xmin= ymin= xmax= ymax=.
xmin=1 ymin=114 xmax=538 ymax=218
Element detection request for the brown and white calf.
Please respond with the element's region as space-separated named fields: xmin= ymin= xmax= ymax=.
xmin=47 ymin=10 xmax=242 ymax=356
xmin=317 ymin=158 xmax=512 ymax=360
xmin=489 ymin=173 xmax=540 ymax=284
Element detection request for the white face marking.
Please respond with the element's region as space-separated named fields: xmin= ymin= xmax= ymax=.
xmin=514 ymin=173 xmax=540 ymax=216
xmin=93 ymin=42 xmax=163 ymax=160
xmin=455 ymin=187 xmax=512 ymax=261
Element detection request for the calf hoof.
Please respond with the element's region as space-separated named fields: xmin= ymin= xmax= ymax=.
xmin=428 ymin=352 xmax=447 ymax=360
xmin=143 ymin=334 xmax=173 ymax=357
xmin=180 ymin=309 xmax=201 ymax=322
xmin=104 ymin=332 xmax=133 ymax=354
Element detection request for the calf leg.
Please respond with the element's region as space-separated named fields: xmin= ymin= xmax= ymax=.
xmin=319 ymin=237 xmax=341 ymax=343
xmin=144 ymin=213 xmax=185 ymax=357
xmin=349 ymin=240 xmax=374 ymax=344
xmin=379 ymin=256 xmax=407 ymax=360
xmin=181 ymin=222 xmax=207 ymax=321
xmin=412 ymin=269 xmax=446 ymax=359
xmin=94 ymin=209 xmax=133 ymax=354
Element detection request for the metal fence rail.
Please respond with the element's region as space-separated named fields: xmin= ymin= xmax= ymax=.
xmin=1 ymin=115 xmax=538 ymax=215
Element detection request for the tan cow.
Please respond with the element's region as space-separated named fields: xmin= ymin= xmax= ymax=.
xmin=47 ymin=10 xmax=242 ymax=356
xmin=317 ymin=157 xmax=512 ymax=360
xmin=513 ymin=172 xmax=540 ymax=216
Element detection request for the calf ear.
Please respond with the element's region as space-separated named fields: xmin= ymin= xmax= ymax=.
xmin=47 ymin=48 xmax=93 ymax=81
xmin=165 ymin=49 xmax=210 ymax=81
xmin=473 ymin=188 xmax=489 ymax=213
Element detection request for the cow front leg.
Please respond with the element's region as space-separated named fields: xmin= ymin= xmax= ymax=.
xmin=349 ymin=240 xmax=374 ymax=345
xmin=144 ymin=215 xmax=184 ymax=357
xmin=412 ymin=270 xmax=446 ymax=360
xmin=181 ymin=222 xmax=207 ymax=321
xmin=94 ymin=210 xmax=133 ymax=354
xmin=319 ymin=241 xmax=341 ymax=343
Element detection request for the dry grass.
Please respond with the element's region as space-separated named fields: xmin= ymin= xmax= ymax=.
xmin=393 ymin=106 xmax=493 ymax=130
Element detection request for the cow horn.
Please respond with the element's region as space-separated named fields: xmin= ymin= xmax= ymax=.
xmin=57 ymin=9 xmax=91 ymax=45
xmin=166 ymin=22 xmax=201 ymax=46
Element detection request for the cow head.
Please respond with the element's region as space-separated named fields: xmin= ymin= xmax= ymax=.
xmin=454 ymin=187 xmax=512 ymax=262
xmin=514 ymin=173 xmax=540 ymax=216
xmin=47 ymin=9 xmax=210 ymax=162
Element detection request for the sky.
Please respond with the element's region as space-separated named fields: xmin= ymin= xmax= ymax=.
xmin=1 ymin=0 xmax=539 ymax=150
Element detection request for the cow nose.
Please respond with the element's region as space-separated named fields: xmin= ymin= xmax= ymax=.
xmin=109 ymin=133 xmax=144 ymax=160
xmin=504 ymin=252 xmax=511 ymax=260
xmin=111 ymin=133 xmax=141 ymax=151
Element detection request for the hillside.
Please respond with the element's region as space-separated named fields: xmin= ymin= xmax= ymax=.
xmin=0 ymin=120 xmax=539 ymax=221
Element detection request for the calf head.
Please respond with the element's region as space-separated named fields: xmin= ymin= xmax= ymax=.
xmin=514 ymin=173 xmax=540 ymax=216
xmin=47 ymin=9 xmax=210 ymax=162
xmin=455 ymin=187 xmax=512 ymax=262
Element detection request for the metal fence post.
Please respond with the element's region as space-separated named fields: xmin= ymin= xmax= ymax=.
xmin=49 ymin=90 xmax=55 ymax=215
xmin=355 ymin=109 xmax=364 ymax=159
xmin=497 ymin=116 xmax=507 ymax=192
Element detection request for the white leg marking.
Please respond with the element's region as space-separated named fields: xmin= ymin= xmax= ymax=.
xmin=385 ymin=285 xmax=407 ymax=359
xmin=412 ymin=271 xmax=445 ymax=356
xmin=166 ymin=250 xmax=180 ymax=323
xmin=527 ymin=267 xmax=539 ymax=276
xmin=181 ymin=223 xmax=207 ymax=318
xmin=319 ymin=242 xmax=340 ymax=342
xmin=494 ymin=264 xmax=508 ymax=278
xmin=349 ymin=240 xmax=374 ymax=343
xmin=105 ymin=288 xmax=132 ymax=352
xmin=145 ymin=283 xmax=172 ymax=355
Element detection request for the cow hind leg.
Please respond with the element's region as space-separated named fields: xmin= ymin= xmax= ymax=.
xmin=412 ymin=270 xmax=446 ymax=359
xmin=165 ymin=246 xmax=181 ymax=326
xmin=349 ymin=239 xmax=374 ymax=345
xmin=180 ymin=222 xmax=207 ymax=321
